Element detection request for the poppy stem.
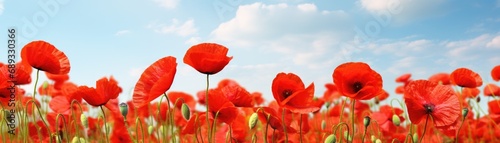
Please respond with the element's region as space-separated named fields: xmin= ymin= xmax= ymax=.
xmin=205 ymin=74 xmax=211 ymax=143
xmin=282 ymin=108 xmax=288 ymax=143
xmin=299 ymin=114 xmax=303 ymax=143
xmin=32 ymin=69 xmax=40 ymax=101
xmin=100 ymin=106 xmax=109 ymax=143
xmin=419 ymin=115 xmax=430 ymax=143
xmin=264 ymin=114 xmax=271 ymax=143
xmin=350 ymin=99 xmax=356 ymax=143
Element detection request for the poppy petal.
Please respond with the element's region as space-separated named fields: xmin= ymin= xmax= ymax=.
xmin=21 ymin=41 xmax=70 ymax=74
xmin=133 ymin=56 xmax=177 ymax=108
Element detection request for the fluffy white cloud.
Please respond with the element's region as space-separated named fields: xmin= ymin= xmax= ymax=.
xmin=152 ymin=0 xmax=179 ymax=9
xmin=0 ymin=0 xmax=4 ymax=15
xmin=487 ymin=36 xmax=500 ymax=48
xmin=115 ymin=30 xmax=131 ymax=36
xmin=211 ymin=2 xmax=352 ymax=68
xmin=359 ymin=0 xmax=449 ymax=23
xmin=148 ymin=19 xmax=198 ymax=37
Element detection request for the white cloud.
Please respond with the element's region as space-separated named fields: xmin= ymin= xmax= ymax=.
xmin=297 ymin=3 xmax=317 ymax=12
xmin=487 ymin=36 xmax=500 ymax=48
xmin=210 ymin=2 xmax=352 ymax=69
xmin=184 ymin=36 xmax=201 ymax=45
xmin=0 ymin=0 xmax=3 ymax=15
xmin=153 ymin=0 xmax=179 ymax=9
xmin=359 ymin=0 xmax=449 ymax=23
xmin=115 ymin=30 xmax=131 ymax=36
xmin=148 ymin=19 xmax=198 ymax=37
xmin=129 ymin=67 xmax=146 ymax=77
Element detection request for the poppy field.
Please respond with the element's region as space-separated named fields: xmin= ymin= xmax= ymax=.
xmin=1 ymin=40 xmax=500 ymax=143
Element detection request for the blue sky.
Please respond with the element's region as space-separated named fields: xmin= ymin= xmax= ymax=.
xmin=1 ymin=0 xmax=500 ymax=107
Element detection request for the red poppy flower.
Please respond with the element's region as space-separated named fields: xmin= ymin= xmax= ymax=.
xmin=372 ymin=105 xmax=405 ymax=133
xmin=404 ymin=80 xmax=460 ymax=127
xmin=492 ymin=65 xmax=500 ymax=82
xmin=168 ymin=91 xmax=196 ymax=109
xmin=450 ymin=68 xmax=482 ymax=88
xmin=428 ymin=73 xmax=451 ymax=85
xmin=133 ymin=56 xmax=177 ymax=108
xmin=183 ymin=43 xmax=232 ymax=75
xmin=323 ymin=83 xmax=341 ymax=102
xmin=0 ymin=61 xmax=32 ymax=85
xmin=333 ymin=62 xmax=383 ymax=100
xmin=251 ymin=92 xmax=265 ymax=105
xmin=76 ymin=76 xmax=122 ymax=106
xmin=217 ymin=79 xmax=254 ymax=107
xmin=21 ymin=40 xmax=70 ymax=74
xmin=207 ymin=88 xmax=239 ymax=124
xmin=272 ymin=72 xmax=319 ymax=114
xmin=484 ymin=84 xmax=500 ymax=97
xmin=396 ymin=73 xmax=411 ymax=83
xmin=45 ymin=72 xmax=69 ymax=90
xmin=461 ymin=87 xmax=480 ymax=98
xmin=376 ymin=89 xmax=389 ymax=101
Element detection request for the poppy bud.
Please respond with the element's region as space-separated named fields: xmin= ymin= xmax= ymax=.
xmin=80 ymin=114 xmax=88 ymax=128
xmin=148 ymin=125 xmax=154 ymax=135
xmin=392 ymin=114 xmax=401 ymax=126
xmin=321 ymin=120 xmax=326 ymax=130
xmin=363 ymin=116 xmax=371 ymax=127
xmin=42 ymin=81 xmax=49 ymax=90
xmin=324 ymin=134 xmax=336 ymax=143
xmin=181 ymin=103 xmax=190 ymax=120
xmin=412 ymin=133 xmax=418 ymax=143
xmin=375 ymin=139 xmax=382 ymax=143
xmin=462 ymin=108 xmax=469 ymax=118
xmin=371 ymin=135 xmax=376 ymax=142
xmin=343 ymin=131 xmax=352 ymax=142
xmin=248 ymin=113 xmax=258 ymax=129
xmin=325 ymin=102 xmax=331 ymax=109
xmin=476 ymin=96 xmax=481 ymax=103
xmin=71 ymin=137 xmax=79 ymax=143
xmin=119 ymin=103 xmax=128 ymax=118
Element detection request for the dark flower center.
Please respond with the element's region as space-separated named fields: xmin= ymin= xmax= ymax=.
xmin=352 ymin=82 xmax=363 ymax=93
xmin=282 ymin=89 xmax=293 ymax=98
xmin=424 ymin=103 xmax=435 ymax=114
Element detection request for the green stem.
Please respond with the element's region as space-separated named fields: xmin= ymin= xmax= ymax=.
xmin=361 ymin=124 xmax=367 ymax=143
xmin=264 ymin=114 xmax=270 ymax=143
xmin=299 ymin=114 xmax=303 ymax=143
xmin=350 ymin=99 xmax=356 ymax=143
xmin=205 ymin=74 xmax=211 ymax=143
xmin=455 ymin=116 xmax=466 ymax=143
xmin=282 ymin=108 xmax=288 ymax=143
xmin=419 ymin=115 xmax=430 ymax=143
xmin=100 ymin=106 xmax=109 ymax=143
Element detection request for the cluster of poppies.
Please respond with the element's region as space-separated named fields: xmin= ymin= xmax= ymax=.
xmin=0 ymin=40 xmax=499 ymax=143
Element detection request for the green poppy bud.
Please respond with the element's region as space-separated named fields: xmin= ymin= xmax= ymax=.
xmin=119 ymin=103 xmax=128 ymax=118
xmin=392 ymin=114 xmax=401 ymax=126
xmin=375 ymin=139 xmax=382 ymax=143
xmin=371 ymin=135 xmax=376 ymax=142
xmin=80 ymin=114 xmax=88 ymax=128
xmin=71 ymin=136 xmax=79 ymax=143
xmin=462 ymin=108 xmax=469 ymax=118
xmin=412 ymin=133 xmax=418 ymax=143
xmin=324 ymin=134 xmax=336 ymax=143
xmin=148 ymin=125 xmax=154 ymax=135
xmin=181 ymin=103 xmax=190 ymax=120
xmin=321 ymin=120 xmax=326 ymax=130
xmin=248 ymin=113 xmax=258 ymax=129
xmin=363 ymin=116 xmax=371 ymax=127
xmin=42 ymin=81 xmax=49 ymax=90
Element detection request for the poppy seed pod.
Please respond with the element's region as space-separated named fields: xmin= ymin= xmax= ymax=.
xmin=119 ymin=103 xmax=128 ymax=118
xmin=181 ymin=103 xmax=191 ymax=120
xmin=363 ymin=116 xmax=371 ymax=127
xmin=248 ymin=112 xmax=258 ymax=129
xmin=80 ymin=114 xmax=88 ymax=128
xmin=324 ymin=134 xmax=336 ymax=143
xmin=392 ymin=114 xmax=401 ymax=126
xmin=412 ymin=133 xmax=418 ymax=143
